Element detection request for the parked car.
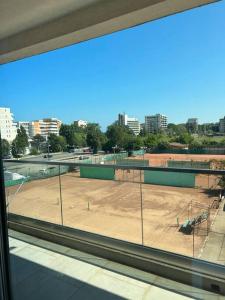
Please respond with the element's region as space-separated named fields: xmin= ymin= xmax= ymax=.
xmin=43 ymin=154 xmax=53 ymax=159
xmin=79 ymin=156 xmax=89 ymax=160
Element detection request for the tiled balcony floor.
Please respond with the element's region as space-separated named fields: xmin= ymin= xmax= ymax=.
xmin=8 ymin=230 xmax=223 ymax=300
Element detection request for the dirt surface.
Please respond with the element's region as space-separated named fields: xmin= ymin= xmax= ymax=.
xmin=7 ymin=172 xmax=218 ymax=259
xmin=141 ymin=153 xmax=225 ymax=167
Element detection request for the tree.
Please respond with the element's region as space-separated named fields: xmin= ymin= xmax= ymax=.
xmin=74 ymin=132 xmax=87 ymax=147
xmin=144 ymin=134 xmax=158 ymax=149
xmin=105 ymin=123 xmax=134 ymax=151
xmin=86 ymin=123 xmax=103 ymax=154
xmin=60 ymin=123 xmax=87 ymax=147
xmin=157 ymin=140 xmax=170 ymax=150
xmin=167 ymin=123 xmax=188 ymax=137
xmin=189 ymin=140 xmax=203 ymax=150
xmin=124 ymin=135 xmax=144 ymax=151
xmin=48 ymin=134 xmax=67 ymax=152
xmin=59 ymin=124 xmax=76 ymax=146
xmin=32 ymin=134 xmax=45 ymax=152
xmin=11 ymin=126 xmax=29 ymax=157
xmin=175 ymin=133 xmax=194 ymax=144
xmin=1 ymin=139 xmax=10 ymax=157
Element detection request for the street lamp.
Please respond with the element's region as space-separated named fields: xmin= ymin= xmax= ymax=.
xmin=142 ymin=147 xmax=147 ymax=161
xmin=112 ymin=145 xmax=118 ymax=165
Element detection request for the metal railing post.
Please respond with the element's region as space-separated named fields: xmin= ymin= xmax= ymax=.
xmin=58 ymin=165 xmax=64 ymax=226
xmin=0 ymin=137 xmax=13 ymax=300
xmin=140 ymin=170 xmax=144 ymax=246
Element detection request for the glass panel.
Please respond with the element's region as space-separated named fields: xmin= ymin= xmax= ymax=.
xmin=61 ymin=165 xmax=142 ymax=244
xmin=142 ymin=170 xmax=224 ymax=262
xmin=4 ymin=162 xmax=62 ymax=225
xmin=4 ymin=160 xmax=225 ymax=265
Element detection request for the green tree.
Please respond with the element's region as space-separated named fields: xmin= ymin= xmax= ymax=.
xmin=175 ymin=133 xmax=194 ymax=144
xmin=105 ymin=123 xmax=133 ymax=151
xmin=189 ymin=140 xmax=203 ymax=150
xmin=48 ymin=134 xmax=67 ymax=152
xmin=32 ymin=134 xmax=45 ymax=152
xmin=144 ymin=134 xmax=158 ymax=149
xmin=11 ymin=126 xmax=29 ymax=157
xmin=124 ymin=136 xmax=144 ymax=151
xmin=86 ymin=123 xmax=103 ymax=154
xmin=60 ymin=123 xmax=87 ymax=147
xmin=59 ymin=124 xmax=75 ymax=146
xmin=1 ymin=139 xmax=10 ymax=157
xmin=74 ymin=132 xmax=87 ymax=147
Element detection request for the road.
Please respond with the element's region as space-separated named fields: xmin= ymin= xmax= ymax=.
xmin=3 ymin=152 xmax=91 ymax=170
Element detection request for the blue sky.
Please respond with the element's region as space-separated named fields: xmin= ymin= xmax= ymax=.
xmin=0 ymin=1 xmax=225 ymax=131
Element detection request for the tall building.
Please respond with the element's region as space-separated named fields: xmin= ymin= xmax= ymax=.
xmin=38 ymin=118 xmax=61 ymax=139
xmin=219 ymin=116 xmax=225 ymax=134
xmin=118 ymin=113 xmax=140 ymax=135
xmin=23 ymin=118 xmax=62 ymax=140
xmin=0 ymin=107 xmax=17 ymax=142
xmin=186 ymin=118 xmax=198 ymax=133
xmin=145 ymin=114 xmax=167 ymax=133
xmin=74 ymin=120 xmax=88 ymax=127
xmin=17 ymin=121 xmax=34 ymax=138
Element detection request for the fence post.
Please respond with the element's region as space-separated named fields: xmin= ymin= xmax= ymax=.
xmin=193 ymin=225 xmax=195 ymax=258
xmin=58 ymin=165 xmax=64 ymax=226
xmin=140 ymin=170 xmax=144 ymax=246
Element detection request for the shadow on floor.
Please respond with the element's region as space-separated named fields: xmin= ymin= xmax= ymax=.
xmin=10 ymin=254 xmax=125 ymax=300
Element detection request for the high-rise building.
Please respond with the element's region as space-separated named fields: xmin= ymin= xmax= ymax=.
xmin=17 ymin=121 xmax=34 ymax=138
xmin=118 ymin=113 xmax=140 ymax=135
xmin=219 ymin=117 xmax=225 ymax=134
xmin=0 ymin=107 xmax=17 ymax=142
xmin=145 ymin=114 xmax=167 ymax=133
xmin=74 ymin=120 xmax=88 ymax=127
xmin=186 ymin=118 xmax=198 ymax=133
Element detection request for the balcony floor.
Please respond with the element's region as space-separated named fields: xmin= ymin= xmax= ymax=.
xmin=8 ymin=230 xmax=222 ymax=300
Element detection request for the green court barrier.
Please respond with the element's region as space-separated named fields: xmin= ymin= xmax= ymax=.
xmin=116 ymin=159 xmax=149 ymax=167
xmin=80 ymin=166 xmax=115 ymax=180
xmin=167 ymin=160 xmax=210 ymax=169
xmin=5 ymin=178 xmax=27 ymax=187
xmin=131 ymin=149 xmax=145 ymax=156
xmin=144 ymin=170 xmax=195 ymax=188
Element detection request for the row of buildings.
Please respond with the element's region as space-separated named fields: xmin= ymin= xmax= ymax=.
xmin=0 ymin=107 xmax=88 ymax=142
xmin=1 ymin=107 xmax=225 ymax=142
xmin=118 ymin=113 xmax=225 ymax=136
xmin=118 ymin=113 xmax=168 ymax=135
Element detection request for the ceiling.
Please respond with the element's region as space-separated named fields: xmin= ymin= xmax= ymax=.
xmin=0 ymin=0 xmax=220 ymax=64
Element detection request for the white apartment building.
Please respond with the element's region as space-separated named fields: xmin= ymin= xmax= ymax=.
xmin=0 ymin=107 xmax=17 ymax=142
xmin=74 ymin=120 xmax=88 ymax=127
xmin=38 ymin=118 xmax=61 ymax=139
xmin=145 ymin=114 xmax=168 ymax=133
xmin=17 ymin=121 xmax=34 ymax=138
xmin=16 ymin=118 xmax=61 ymax=140
xmin=219 ymin=116 xmax=225 ymax=134
xmin=118 ymin=113 xmax=140 ymax=135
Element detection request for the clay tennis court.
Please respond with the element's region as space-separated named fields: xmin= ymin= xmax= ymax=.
xmin=6 ymin=170 xmax=219 ymax=258
xmin=137 ymin=153 xmax=225 ymax=167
